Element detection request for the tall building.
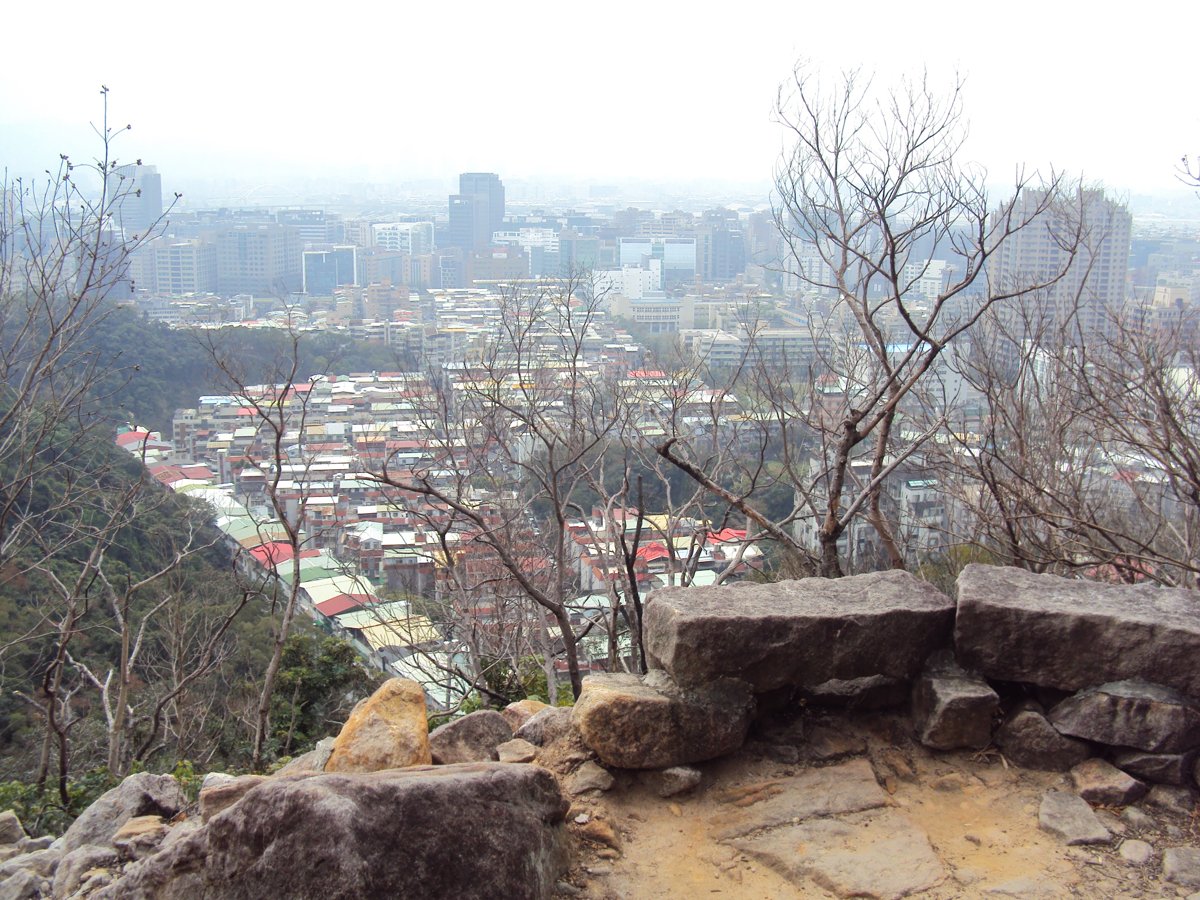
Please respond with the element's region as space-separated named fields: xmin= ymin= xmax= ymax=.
xmin=216 ymin=224 xmax=302 ymax=297
xmin=447 ymin=173 xmax=504 ymax=255
xmin=372 ymin=222 xmax=435 ymax=255
xmin=302 ymin=246 xmax=358 ymax=295
xmin=105 ymin=164 xmax=163 ymax=238
xmin=155 ymin=240 xmax=218 ymax=296
xmin=988 ymin=189 xmax=1131 ymax=339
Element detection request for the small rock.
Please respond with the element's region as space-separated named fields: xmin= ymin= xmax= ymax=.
xmin=14 ymin=839 xmax=50 ymax=854
xmin=1119 ymin=838 xmax=1154 ymax=866
xmin=501 ymin=699 xmax=550 ymax=733
xmin=994 ymin=703 xmax=1091 ymax=771
xmin=1143 ymin=784 xmax=1198 ymax=817
xmin=275 ymin=737 xmax=336 ymax=776
xmin=668 ymin=803 xmax=682 ymax=818
xmin=567 ymin=762 xmax=614 ymax=796
xmin=199 ymin=772 xmax=236 ymax=792
xmin=1163 ymin=847 xmax=1200 ymax=889
xmin=1122 ymin=809 xmax=1153 ymax=833
xmin=1070 ymin=758 xmax=1148 ymax=805
xmin=641 ymin=766 xmax=702 ymax=798
xmin=1038 ymin=791 xmax=1111 ymax=845
xmin=555 ymin=880 xmax=581 ymax=896
xmin=496 ymin=738 xmax=537 ymax=764
xmin=1111 ymin=749 xmax=1197 ymax=786
xmin=429 ymin=710 xmax=513 ymax=764
xmin=573 ymin=813 xmax=589 ymax=825
xmin=0 ymin=813 xmax=23 ymax=847
xmin=52 ymin=844 xmax=119 ymax=898
xmin=912 ymin=651 xmax=999 ymax=751
xmin=873 ymin=747 xmax=917 ymax=782
xmin=577 ymin=819 xmax=621 ymax=851
xmin=515 ymin=707 xmax=574 ymax=747
xmin=0 ymin=870 xmax=41 ymax=900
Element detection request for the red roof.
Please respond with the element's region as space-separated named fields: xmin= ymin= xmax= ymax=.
xmin=248 ymin=542 xmax=322 ymax=567
xmin=708 ymin=528 xmax=747 ymax=544
xmin=635 ymin=543 xmax=671 ymax=562
xmin=315 ymin=594 xmax=375 ymax=617
xmin=116 ymin=430 xmax=151 ymax=447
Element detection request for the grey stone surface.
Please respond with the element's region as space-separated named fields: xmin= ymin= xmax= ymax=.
xmin=1118 ymin=838 xmax=1154 ymax=866
xmin=1112 ymin=748 xmax=1197 ymax=786
xmin=0 ymin=870 xmax=42 ymax=900
xmin=199 ymin=774 xmax=268 ymax=823
xmin=1048 ymin=681 xmax=1200 ymax=754
xmin=1163 ymin=847 xmax=1200 ymax=888
xmin=1143 ymin=784 xmax=1198 ymax=816
xmin=644 ymin=570 xmax=955 ymax=691
xmin=0 ymin=814 xmax=22 ymax=847
xmin=0 ymin=848 xmax=60 ymax=880
xmin=730 ymin=808 xmax=945 ymax=899
xmin=60 ymin=772 xmax=185 ymax=854
xmin=711 ymin=758 xmax=888 ymax=841
xmin=566 ymin=762 xmax=614 ymax=796
xmin=640 ymin=766 xmax=702 ymax=798
xmin=99 ymin=764 xmax=569 ymax=900
xmin=275 ymin=736 xmax=336 ymax=775
xmin=955 ymin=565 xmax=1200 ymax=695
xmin=995 ymin=703 xmax=1092 ymax=771
xmin=912 ymin=653 xmax=999 ymax=751
xmin=572 ymin=671 xmax=753 ymax=769
xmin=1070 ymin=758 xmax=1148 ymax=805
xmin=429 ymin=710 xmax=513 ymax=764
xmin=52 ymin=844 xmax=118 ymax=899
xmin=515 ymin=707 xmax=574 ymax=747
xmin=1037 ymin=791 xmax=1111 ymax=845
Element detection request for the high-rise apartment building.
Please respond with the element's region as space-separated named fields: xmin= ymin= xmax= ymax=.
xmin=988 ymin=189 xmax=1131 ymax=339
xmin=105 ymin=164 xmax=163 ymax=238
xmin=447 ymin=173 xmax=504 ymax=254
xmin=372 ymin=222 xmax=435 ymax=255
xmin=303 ymin=246 xmax=358 ymax=295
xmin=216 ymin=224 xmax=302 ymax=297
xmin=155 ymin=240 xmax=218 ymax=296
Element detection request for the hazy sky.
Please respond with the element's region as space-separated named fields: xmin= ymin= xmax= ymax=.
xmin=1 ymin=1 xmax=1194 ymax=199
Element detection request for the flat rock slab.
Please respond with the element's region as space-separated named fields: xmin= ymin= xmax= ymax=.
xmin=955 ymin=565 xmax=1200 ymax=696
xmin=1038 ymin=791 xmax=1111 ymax=845
xmin=97 ymin=763 xmax=569 ymax=900
xmin=1111 ymin=749 xmax=1196 ymax=786
xmin=645 ymin=570 xmax=955 ymax=691
xmin=731 ymin=808 xmax=945 ymax=899
xmin=1049 ymin=680 xmax=1200 ymax=754
xmin=572 ymin=671 xmax=752 ymax=770
xmin=1163 ymin=846 xmax=1200 ymax=888
xmin=711 ymin=758 xmax=888 ymax=840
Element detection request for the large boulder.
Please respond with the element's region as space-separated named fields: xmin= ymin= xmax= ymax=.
xmin=324 ymin=678 xmax=432 ymax=773
xmin=429 ymin=710 xmax=512 ymax=764
xmin=911 ymin=652 xmax=999 ymax=751
xmin=1048 ymin=681 xmax=1200 ymax=754
xmin=955 ymin=565 xmax=1200 ymax=696
xmin=1069 ymin=758 xmax=1148 ymax=806
xmin=61 ymin=773 xmax=185 ymax=853
xmin=573 ymin=671 xmax=753 ymax=769
xmin=0 ymin=814 xmax=22 ymax=847
xmin=1111 ymin=749 xmax=1197 ymax=786
xmin=98 ymin=764 xmax=569 ymax=900
xmin=644 ymin=571 xmax=955 ymax=691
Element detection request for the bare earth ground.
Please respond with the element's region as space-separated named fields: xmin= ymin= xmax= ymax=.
xmin=555 ymin=711 xmax=1200 ymax=899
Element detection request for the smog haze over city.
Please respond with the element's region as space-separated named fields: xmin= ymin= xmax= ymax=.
xmin=2 ymin=0 xmax=1196 ymax=209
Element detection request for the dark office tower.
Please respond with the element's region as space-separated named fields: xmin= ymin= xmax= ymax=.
xmin=105 ymin=164 xmax=164 ymax=238
xmin=447 ymin=172 xmax=504 ymax=254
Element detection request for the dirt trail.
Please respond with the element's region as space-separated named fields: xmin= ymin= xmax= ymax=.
xmin=556 ymin=711 xmax=1200 ymax=899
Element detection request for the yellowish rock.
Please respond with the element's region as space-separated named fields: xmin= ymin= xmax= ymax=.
xmin=325 ymin=678 xmax=432 ymax=773
xmin=501 ymin=698 xmax=550 ymax=732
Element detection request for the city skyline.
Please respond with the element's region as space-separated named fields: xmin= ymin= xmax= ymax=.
xmin=1 ymin=1 xmax=1195 ymax=203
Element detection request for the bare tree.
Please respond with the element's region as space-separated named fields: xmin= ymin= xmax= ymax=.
xmin=658 ymin=65 xmax=1080 ymax=577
